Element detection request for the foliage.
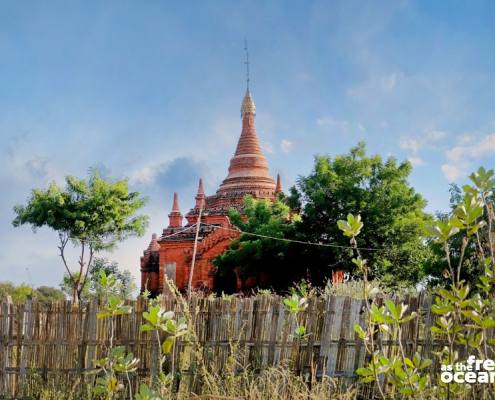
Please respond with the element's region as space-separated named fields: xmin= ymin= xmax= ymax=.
xmin=33 ymin=285 xmax=66 ymax=305
xmin=60 ymin=257 xmax=135 ymax=301
xmin=0 ymin=282 xmax=33 ymax=303
xmin=91 ymin=270 xmax=136 ymax=400
xmin=283 ymin=293 xmax=309 ymax=339
xmin=12 ymin=169 xmax=148 ymax=303
xmin=90 ymin=258 xmax=135 ymax=298
xmin=347 ymin=166 xmax=495 ymax=399
xmin=290 ymin=142 xmax=431 ymax=288
xmin=0 ymin=281 xmax=64 ymax=304
xmin=138 ymin=282 xmax=189 ymax=398
xmin=213 ymin=195 xmax=301 ymax=292
xmin=60 ymin=272 xmax=90 ymax=300
xmin=215 ymin=143 xmax=431 ymax=291
xmin=425 ymin=181 xmax=494 ymax=287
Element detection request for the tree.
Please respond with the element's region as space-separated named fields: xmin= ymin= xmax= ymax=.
xmin=0 ymin=282 xmax=64 ymax=304
xmin=60 ymin=257 xmax=136 ymax=300
xmin=60 ymin=272 xmax=91 ymax=300
xmin=289 ymin=142 xmax=431 ymax=288
xmin=214 ymin=195 xmax=301 ymax=292
xmin=33 ymin=286 xmax=65 ymax=305
xmin=0 ymin=282 xmax=32 ymax=303
xmin=215 ymin=144 xmax=431 ymax=291
xmin=12 ymin=170 xmax=148 ymax=303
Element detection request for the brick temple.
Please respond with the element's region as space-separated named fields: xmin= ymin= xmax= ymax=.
xmin=140 ymin=88 xmax=282 ymax=295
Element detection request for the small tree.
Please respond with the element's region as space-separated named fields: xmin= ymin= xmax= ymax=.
xmin=34 ymin=286 xmax=65 ymax=305
xmin=12 ymin=170 xmax=148 ymax=303
xmin=0 ymin=282 xmax=33 ymax=303
xmin=60 ymin=258 xmax=136 ymax=301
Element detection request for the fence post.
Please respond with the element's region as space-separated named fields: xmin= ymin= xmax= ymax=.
xmin=19 ymin=299 xmax=32 ymax=385
xmin=85 ymin=299 xmax=98 ymax=381
xmin=0 ymin=299 xmax=12 ymax=395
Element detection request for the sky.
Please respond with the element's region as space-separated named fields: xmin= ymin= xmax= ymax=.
xmin=1 ymin=0 xmax=495 ymax=288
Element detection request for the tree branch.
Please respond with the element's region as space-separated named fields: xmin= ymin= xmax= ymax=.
xmin=58 ymin=231 xmax=74 ymax=282
xmin=80 ymin=243 xmax=94 ymax=298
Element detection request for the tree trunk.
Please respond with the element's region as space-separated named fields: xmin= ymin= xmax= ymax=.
xmin=72 ymin=286 xmax=78 ymax=304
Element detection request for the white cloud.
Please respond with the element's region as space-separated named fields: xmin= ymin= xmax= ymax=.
xmin=400 ymin=137 xmax=421 ymax=153
xmin=316 ymin=116 xmax=365 ymax=135
xmin=400 ymin=129 xmax=448 ymax=154
xmin=317 ymin=116 xmax=349 ymax=128
xmin=4 ymin=137 xmax=61 ymax=185
xmin=456 ymin=134 xmax=473 ymax=145
xmin=129 ymin=166 xmax=155 ymax=185
xmin=441 ymin=133 xmax=495 ymax=181
xmin=426 ymin=130 xmax=448 ymax=141
xmin=408 ymin=156 xmax=426 ymax=167
xmin=441 ymin=163 xmax=467 ymax=182
xmin=280 ymin=139 xmax=293 ymax=153
xmin=348 ymin=71 xmax=404 ymax=99
xmin=446 ymin=133 xmax=495 ymax=162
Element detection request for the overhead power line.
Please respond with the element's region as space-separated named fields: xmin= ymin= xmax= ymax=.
xmin=199 ymin=222 xmax=383 ymax=252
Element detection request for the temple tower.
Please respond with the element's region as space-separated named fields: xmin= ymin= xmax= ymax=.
xmin=216 ymin=89 xmax=276 ymax=199
xmin=168 ymin=192 xmax=183 ymax=227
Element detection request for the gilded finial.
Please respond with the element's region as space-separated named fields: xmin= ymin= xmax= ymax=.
xmin=241 ymin=40 xmax=256 ymax=117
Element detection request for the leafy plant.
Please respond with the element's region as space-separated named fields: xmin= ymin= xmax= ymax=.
xmin=91 ymin=271 xmax=137 ymax=400
xmin=139 ymin=291 xmax=188 ymax=397
xmin=346 ymin=166 xmax=495 ymax=399
xmin=12 ymin=170 xmax=148 ymax=303
xmin=338 ymin=213 xmax=428 ymax=398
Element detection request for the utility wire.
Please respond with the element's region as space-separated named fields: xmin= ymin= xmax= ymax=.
xmin=199 ymin=222 xmax=383 ymax=252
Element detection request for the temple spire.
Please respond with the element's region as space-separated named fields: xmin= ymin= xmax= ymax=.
xmin=168 ymin=192 xmax=182 ymax=227
xmin=149 ymin=233 xmax=160 ymax=251
xmin=244 ymin=39 xmax=250 ymax=90
xmin=195 ymin=178 xmax=205 ymax=209
xmin=216 ymin=46 xmax=276 ymax=199
xmin=275 ymin=174 xmax=282 ymax=194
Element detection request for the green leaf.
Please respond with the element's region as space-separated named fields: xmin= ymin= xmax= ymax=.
xmin=354 ymin=324 xmax=366 ymax=339
xmin=140 ymin=324 xmax=155 ymax=332
xmin=162 ymin=336 xmax=175 ymax=354
xmin=385 ymin=300 xmax=399 ymax=320
xmin=404 ymin=357 xmax=414 ymax=368
xmin=355 ymin=367 xmax=373 ymax=377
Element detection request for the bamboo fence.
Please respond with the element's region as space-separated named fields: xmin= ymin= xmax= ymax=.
xmin=0 ymin=294 xmax=437 ymax=397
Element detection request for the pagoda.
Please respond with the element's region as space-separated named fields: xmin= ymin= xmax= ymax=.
xmin=140 ymin=88 xmax=282 ymax=295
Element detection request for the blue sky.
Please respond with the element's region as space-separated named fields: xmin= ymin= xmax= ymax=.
xmin=1 ymin=0 xmax=495 ymax=287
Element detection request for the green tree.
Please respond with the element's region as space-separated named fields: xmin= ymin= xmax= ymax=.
xmin=214 ymin=195 xmax=302 ymax=292
xmin=89 ymin=258 xmax=136 ymax=299
xmin=0 ymin=282 xmax=33 ymax=303
xmin=33 ymin=286 xmax=65 ymax=305
xmin=60 ymin=271 xmax=91 ymax=300
xmin=290 ymin=142 xmax=431 ymax=288
xmin=60 ymin=257 xmax=136 ymax=301
xmin=0 ymin=282 xmax=64 ymax=304
xmin=12 ymin=170 xmax=148 ymax=303
xmin=0 ymin=282 xmax=16 ymax=301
